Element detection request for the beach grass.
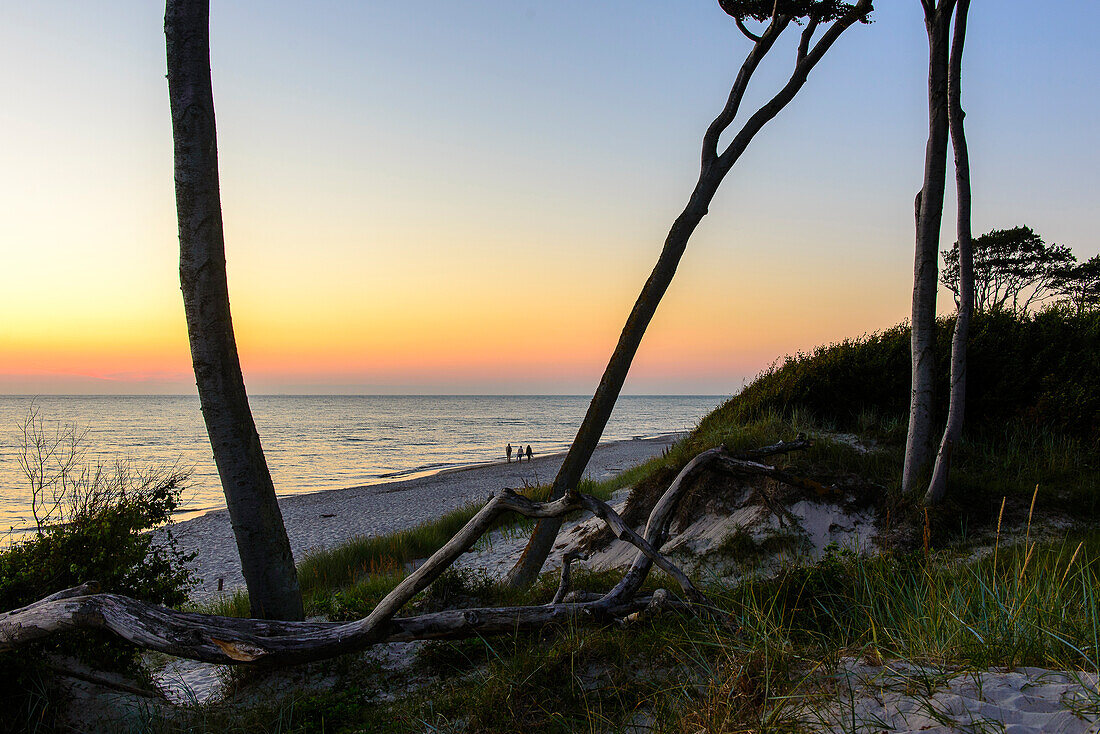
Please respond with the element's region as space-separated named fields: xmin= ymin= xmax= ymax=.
xmin=167 ymin=529 xmax=1100 ymax=734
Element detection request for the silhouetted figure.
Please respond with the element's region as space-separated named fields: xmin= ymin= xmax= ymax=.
xmin=526 ymin=445 xmax=533 ymax=462
xmin=506 ymin=443 xmax=513 ymax=463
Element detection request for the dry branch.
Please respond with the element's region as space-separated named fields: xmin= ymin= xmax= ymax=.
xmin=1 ymin=443 xmax=825 ymax=667
xmin=2 ymin=481 xmax=707 ymax=665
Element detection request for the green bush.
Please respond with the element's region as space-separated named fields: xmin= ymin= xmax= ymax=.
xmin=0 ymin=415 xmax=194 ymax=734
xmin=0 ymin=467 xmax=194 ymax=612
xmin=701 ymin=308 xmax=1100 ymax=443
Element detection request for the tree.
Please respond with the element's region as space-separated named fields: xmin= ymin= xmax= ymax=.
xmin=505 ymin=0 xmax=875 ymax=588
xmin=1054 ymin=254 xmax=1100 ymax=314
xmin=924 ymin=0 xmax=972 ymax=506
xmin=902 ymin=0 xmax=956 ymax=497
xmin=941 ymin=226 xmax=1076 ymax=313
xmin=165 ymin=0 xmax=303 ymax=620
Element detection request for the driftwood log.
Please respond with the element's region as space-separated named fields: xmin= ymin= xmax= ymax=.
xmin=1 ymin=442 xmax=814 ymax=667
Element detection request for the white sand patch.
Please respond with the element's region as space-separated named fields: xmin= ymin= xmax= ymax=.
xmin=154 ymin=657 xmax=227 ymax=705
xmin=805 ymin=659 xmax=1100 ymax=733
xmin=789 ymin=499 xmax=878 ymax=557
xmin=568 ymin=490 xmax=879 ymax=584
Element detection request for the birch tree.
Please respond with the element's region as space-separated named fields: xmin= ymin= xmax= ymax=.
xmin=924 ymin=0 xmax=972 ymax=506
xmin=505 ymin=0 xmax=875 ymax=588
xmin=165 ymin=0 xmax=303 ymax=620
xmin=901 ymin=0 xmax=956 ymax=496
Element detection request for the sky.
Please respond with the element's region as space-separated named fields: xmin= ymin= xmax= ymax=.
xmin=1 ymin=1 xmax=1097 ymax=395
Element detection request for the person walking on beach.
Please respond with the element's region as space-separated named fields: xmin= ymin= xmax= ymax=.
xmin=506 ymin=443 xmax=513 ymax=463
xmin=525 ymin=445 xmax=533 ymax=462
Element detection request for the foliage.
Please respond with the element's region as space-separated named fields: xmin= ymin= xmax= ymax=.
xmin=718 ymin=0 xmax=872 ymax=23
xmin=1055 ymin=254 xmax=1100 ymax=315
xmin=941 ymin=225 xmax=1077 ymax=313
xmin=699 ymin=308 xmax=1100 ymax=444
xmin=0 ymin=414 xmax=194 ymax=734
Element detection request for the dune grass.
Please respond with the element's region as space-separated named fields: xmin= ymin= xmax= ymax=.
xmin=172 ymin=529 xmax=1100 ymax=734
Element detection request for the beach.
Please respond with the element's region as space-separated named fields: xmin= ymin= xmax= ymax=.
xmin=165 ymin=434 xmax=680 ymax=600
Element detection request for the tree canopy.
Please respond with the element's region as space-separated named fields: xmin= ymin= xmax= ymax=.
xmin=718 ymin=0 xmax=872 ymax=23
xmin=1055 ymin=254 xmax=1100 ymax=315
xmin=941 ymin=225 xmax=1076 ymax=314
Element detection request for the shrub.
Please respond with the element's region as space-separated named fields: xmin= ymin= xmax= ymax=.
xmin=0 ymin=413 xmax=194 ymax=734
xmin=700 ymin=308 xmax=1100 ymax=443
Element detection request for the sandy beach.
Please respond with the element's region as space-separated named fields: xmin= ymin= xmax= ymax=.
xmin=164 ymin=434 xmax=680 ymax=600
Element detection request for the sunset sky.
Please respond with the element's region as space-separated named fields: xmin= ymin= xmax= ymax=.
xmin=2 ymin=1 xmax=1096 ymax=395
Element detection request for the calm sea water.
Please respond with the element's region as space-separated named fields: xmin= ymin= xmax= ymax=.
xmin=0 ymin=395 xmax=723 ymax=536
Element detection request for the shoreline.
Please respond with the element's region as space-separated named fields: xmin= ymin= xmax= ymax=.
xmin=164 ymin=431 xmax=683 ymax=525
xmin=164 ymin=433 xmax=682 ymax=600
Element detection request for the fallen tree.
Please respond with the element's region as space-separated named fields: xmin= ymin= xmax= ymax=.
xmin=2 ymin=442 xmax=813 ymax=667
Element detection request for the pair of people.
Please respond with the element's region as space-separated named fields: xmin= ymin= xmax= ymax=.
xmin=505 ymin=443 xmax=533 ymax=463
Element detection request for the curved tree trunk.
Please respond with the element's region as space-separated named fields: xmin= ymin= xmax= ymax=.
xmin=925 ymin=0 xmax=972 ymax=506
xmin=165 ymin=0 xmax=303 ymax=620
xmin=506 ymin=1 xmax=873 ymax=588
xmin=902 ymin=0 xmax=956 ymax=496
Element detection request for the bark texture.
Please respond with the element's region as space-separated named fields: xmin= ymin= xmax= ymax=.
xmin=1 ymin=443 xmax=822 ymax=666
xmin=902 ymin=0 xmax=957 ymax=496
xmin=925 ymin=0 xmax=972 ymax=506
xmin=505 ymin=0 xmax=873 ymax=588
xmin=165 ymin=0 xmax=303 ymax=620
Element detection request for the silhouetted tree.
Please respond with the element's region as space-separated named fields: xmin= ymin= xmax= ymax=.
xmin=1054 ymin=254 xmax=1100 ymax=314
xmin=925 ymin=0 xmax=972 ymax=506
xmin=165 ymin=0 xmax=303 ymax=620
xmin=506 ymin=0 xmax=875 ymax=588
xmin=941 ymin=226 xmax=1077 ymax=314
xmin=902 ymin=0 xmax=956 ymax=496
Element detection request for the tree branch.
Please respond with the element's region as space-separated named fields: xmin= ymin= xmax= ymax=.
xmin=734 ymin=16 xmax=763 ymax=43
xmin=2 ymin=448 xmax=735 ymax=664
xmin=726 ymin=436 xmax=812 ymax=461
xmin=2 ymin=440 xmax=830 ymax=665
xmin=717 ymin=0 xmax=873 ymax=172
xmin=700 ymin=15 xmax=791 ymax=167
xmin=797 ymin=17 xmax=820 ymax=64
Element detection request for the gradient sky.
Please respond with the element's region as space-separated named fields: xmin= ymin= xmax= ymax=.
xmin=1 ymin=1 xmax=1097 ymax=395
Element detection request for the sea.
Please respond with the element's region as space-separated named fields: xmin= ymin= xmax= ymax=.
xmin=0 ymin=395 xmax=724 ymax=540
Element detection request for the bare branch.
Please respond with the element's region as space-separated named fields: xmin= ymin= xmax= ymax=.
xmin=717 ymin=0 xmax=873 ymax=172
xmin=2 ymin=449 xmax=736 ymax=663
xmin=734 ymin=15 xmax=763 ymax=43
xmin=550 ymin=550 xmax=587 ymax=605
xmin=797 ymin=17 xmax=820 ymax=64
xmin=726 ymin=436 xmax=812 ymax=460
xmin=0 ymin=434 xmax=831 ymax=663
xmin=700 ymin=15 xmax=791 ymax=166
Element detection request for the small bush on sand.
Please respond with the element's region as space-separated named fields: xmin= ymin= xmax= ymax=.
xmin=0 ymin=412 xmax=194 ymax=734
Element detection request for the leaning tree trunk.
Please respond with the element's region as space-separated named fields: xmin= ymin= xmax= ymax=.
xmin=902 ymin=0 xmax=955 ymax=496
xmin=165 ymin=0 xmax=303 ymax=620
xmin=506 ymin=1 xmax=874 ymax=588
xmin=925 ymin=0 xmax=972 ymax=506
